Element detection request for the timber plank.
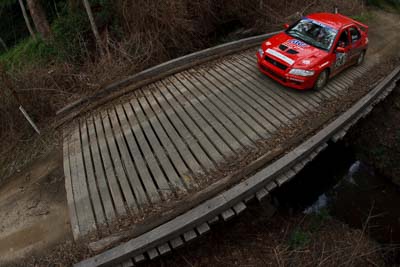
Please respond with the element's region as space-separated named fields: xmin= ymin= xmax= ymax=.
xmin=217 ymin=61 xmax=290 ymax=126
xmin=138 ymin=91 xmax=189 ymax=190
xmin=196 ymin=223 xmax=210 ymax=235
xmin=325 ymin=82 xmax=341 ymax=96
xmin=144 ymin=89 xmax=203 ymax=175
xmin=202 ymin=68 xmax=272 ymax=138
xmin=183 ymin=230 xmax=197 ymax=242
xmin=221 ymin=208 xmax=235 ymax=221
xmin=86 ymin=117 xmax=116 ymax=221
xmin=238 ymin=54 xmax=322 ymax=109
xmin=232 ymin=201 xmax=246 ymax=214
xmin=333 ymin=73 xmax=350 ymax=89
xmin=63 ymin=134 xmax=80 ymax=239
xmin=157 ymin=243 xmax=171 ymax=255
xmin=121 ymin=102 xmax=165 ymax=202
xmin=147 ymin=248 xmax=159 ymax=260
xmin=151 ymin=83 xmax=215 ymax=170
xmin=341 ymin=71 xmax=355 ymax=85
xmin=233 ymin=55 xmax=314 ymax=113
xmin=181 ymin=71 xmax=261 ymax=143
xmin=197 ymin=71 xmax=267 ymax=138
xmin=168 ymin=78 xmax=234 ymax=156
xmin=266 ymin=181 xmax=277 ymax=192
xmin=121 ymin=259 xmax=134 ymax=267
xmin=159 ymin=78 xmax=225 ymax=164
xmin=156 ymin=88 xmax=222 ymax=165
xmin=223 ymin=59 xmax=298 ymax=119
xmin=80 ymin=120 xmax=106 ymax=224
xmin=102 ymin=110 xmax=138 ymax=211
xmin=133 ymin=254 xmax=145 ymax=263
xmin=70 ymin=126 xmax=96 ymax=234
xmin=173 ymin=73 xmax=243 ymax=152
xmin=255 ymin=188 xmax=269 ymax=202
xmin=170 ymin=237 xmax=184 ymax=249
xmin=109 ymin=107 xmax=149 ymax=206
xmin=179 ymin=71 xmax=254 ymax=148
xmin=240 ymin=53 xmax=322 ymax=107
xmin=94 ymin=113 xmax=126 ymax=215
xmin=208 ymin=65 xmax=280 ymax=131
xmin=130 ymin=97 xmax=176 ymax=197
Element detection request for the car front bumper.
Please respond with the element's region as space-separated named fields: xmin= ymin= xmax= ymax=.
xmin=256 ymin=53 xmax=318 ymax=90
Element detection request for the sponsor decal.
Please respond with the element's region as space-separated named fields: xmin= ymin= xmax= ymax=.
xmin=266 ymin=48 xmax=295 ymax=66
xmin=303 ymin=17 xmax=337 ymax=33
xmin=302 ymin=59 xmax=311 ymax=65
xmin=320 ymin=61 xmax=330 ymax=68
xmin=284 ymin=39 xmax=309 ymax=48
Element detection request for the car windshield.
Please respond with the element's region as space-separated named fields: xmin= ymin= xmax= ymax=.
xmin=286 ymin=18 xmax=338 ymax=51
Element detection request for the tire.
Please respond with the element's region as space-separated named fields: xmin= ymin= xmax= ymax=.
xmin=356 ymin=50 xmax=365 ymax=66
xmin=313 ymin=70 xmax=329 ymax=91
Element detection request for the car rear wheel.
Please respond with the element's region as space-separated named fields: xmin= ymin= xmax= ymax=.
xmin=314 ymin=70 xmax=328 ymax=91
xmin=356 ymin=50 xmax=365 ymax=66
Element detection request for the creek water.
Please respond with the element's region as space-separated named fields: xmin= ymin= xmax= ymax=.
xmin=273 ymin=141 xmax=400 ymax=247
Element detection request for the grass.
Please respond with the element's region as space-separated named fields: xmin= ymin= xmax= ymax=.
xmin=351 ymin=11 xmax=375 ymax=23
xmin=0 ymin=37 xmax=58 ymax=70
xmin=288 ymin=228 xmax=311 ymax=249
xmin=367 ymin=0 xmax=400 ymax=12
xmin=287 ymin=209 xmax=331 ymax=249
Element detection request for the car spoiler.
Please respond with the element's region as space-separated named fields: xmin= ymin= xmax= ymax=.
xmin=338 ymin=14 xmax=369 ymax=33
xmin=353 ymin=19 xmax=368 ymax=33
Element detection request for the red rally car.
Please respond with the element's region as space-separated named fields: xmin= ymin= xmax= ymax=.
xmin=256 ymin=13 xmax=368 ymax=90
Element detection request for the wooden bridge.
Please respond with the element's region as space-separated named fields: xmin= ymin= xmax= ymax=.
xmin=61 ymin=33 xmax=400 ymax=267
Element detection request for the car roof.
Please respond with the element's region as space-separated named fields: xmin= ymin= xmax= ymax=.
xmin=306 ymin=13 xmax=354 ymax=30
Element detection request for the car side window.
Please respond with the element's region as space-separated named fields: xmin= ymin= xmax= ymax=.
xmin=349 ymin=27 xmax=361 ymax=43
xmin=337 ymin=30 xmax=350 ymax=47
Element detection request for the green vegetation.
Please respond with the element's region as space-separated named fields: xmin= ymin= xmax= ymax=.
xmin=309 ymin=208 xmax=331 ymax=231
xmin=288 ymin=209 xmax=332 ymax=249
xmin=367 ymin=0 xmax=400 ymax=10
xmin=51 ymin=10 xmax=91 ymax=62
xmin=351 ymin=11 xmax=375 ymax=23
xmin=0 ymin=2 xmax=97 ymax=70
xmin=0 ymin=37 xmax=57 ymax=69
xmin=288 ymin=228 xmax=311 ymax=249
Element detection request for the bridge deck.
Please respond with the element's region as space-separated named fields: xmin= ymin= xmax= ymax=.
xmin=63 ymin=49 xmax=370 ymax=239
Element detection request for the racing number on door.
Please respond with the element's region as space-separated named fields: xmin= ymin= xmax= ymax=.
xmin=335 ymin=52 xmax=347 ymax=68
xmin=334 ymin=29 xmax=350 ymax=69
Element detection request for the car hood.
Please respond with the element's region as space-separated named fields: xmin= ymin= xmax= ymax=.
xmin=262 ymin=32 xmax=328 ymax=68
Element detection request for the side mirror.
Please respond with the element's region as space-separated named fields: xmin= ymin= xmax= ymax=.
xmin=284 ymin=23 xmax=290 ymax=29
xmin=336 ymin=47 xmax=345 ymax=53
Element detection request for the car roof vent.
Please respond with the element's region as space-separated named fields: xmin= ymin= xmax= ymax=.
xmin=279 ymin=44 xmax=288 ymax=51
xmin=287 ymin=49 xmax=299 ymax=54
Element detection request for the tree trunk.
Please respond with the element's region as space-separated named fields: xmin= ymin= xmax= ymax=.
xmin=68 ymin=0 xmax=82 ymax=11
xmin=82 ymin=0 xmax=105 ymax=55
xmin=18 ymin=0 xmax=36 ymax=40
xmin=0 ymin=37 xmax=7 ymax=51
xmin=26 ymin=0 xmax=51 ymax=40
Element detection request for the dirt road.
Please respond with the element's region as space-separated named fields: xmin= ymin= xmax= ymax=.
xmin=0 ymin=151 xmax=72 ymax=265
xmin=366 ymin=9 xmax=400 ymax=62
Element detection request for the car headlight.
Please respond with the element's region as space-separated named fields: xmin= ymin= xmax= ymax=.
xmin=289 ymin=69 xmax=315 ymax=77
xmin=258 ymin=49 xmax=264 ymax=57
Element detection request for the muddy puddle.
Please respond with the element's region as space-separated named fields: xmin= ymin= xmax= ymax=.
xmin=273 ymin=141 xmax=400 ymax=248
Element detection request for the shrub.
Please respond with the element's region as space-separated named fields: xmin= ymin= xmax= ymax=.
xmin=0 ymin=37 xmax=57 ymax=70
xmin=51 ymin=10 xmax=91 ymax=62
xmin=288 ymin=228 xmax=311 ymax=249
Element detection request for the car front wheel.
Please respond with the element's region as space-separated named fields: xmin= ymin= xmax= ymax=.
xmin=313 ymin=70 xmax=329 ymax=91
